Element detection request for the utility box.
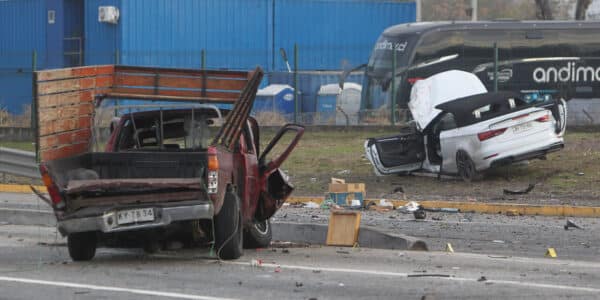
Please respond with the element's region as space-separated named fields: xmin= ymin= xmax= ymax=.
xmin=99 ymin=6 xmax=120 ymax=24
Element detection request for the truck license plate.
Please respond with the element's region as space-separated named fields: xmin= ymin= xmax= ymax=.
xmin=117 ymin=208 xmax=154 ymax=225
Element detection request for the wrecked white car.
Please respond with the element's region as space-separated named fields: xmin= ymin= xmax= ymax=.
xmin=365 ymin=70 xmax=566 ymax=181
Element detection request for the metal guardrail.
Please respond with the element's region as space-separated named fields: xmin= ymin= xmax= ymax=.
xmin=0 ymin=147 xmax=40 ymax=179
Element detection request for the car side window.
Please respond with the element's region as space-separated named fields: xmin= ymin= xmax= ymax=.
xmin=437 ymin=113 xmax=457 ymax=131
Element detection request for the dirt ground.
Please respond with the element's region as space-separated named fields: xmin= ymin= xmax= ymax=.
xmin=3 ymin=128 xmax=600 ymax=206
xmin=269 ymin=128 xmax=600 ymax=206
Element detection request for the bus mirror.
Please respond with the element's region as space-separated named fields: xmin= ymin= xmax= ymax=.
xmin=339 ymin=63 xmax=367 ymax=90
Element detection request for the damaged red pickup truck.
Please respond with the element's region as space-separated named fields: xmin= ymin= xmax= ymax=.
xmin=34 ymin=65 xmax=304 ymax=260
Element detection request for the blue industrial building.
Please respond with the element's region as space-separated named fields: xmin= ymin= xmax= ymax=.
xmin=0 ymin=0 xmax=416 ymax=114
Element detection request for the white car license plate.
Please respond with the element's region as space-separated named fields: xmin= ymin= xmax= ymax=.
xmin=117 ymin=208 xmax=154 ymax=225
xmin=512 ymin=122 xmax=533 ymax=134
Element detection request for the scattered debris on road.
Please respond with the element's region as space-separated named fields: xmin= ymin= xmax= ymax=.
xmin=503 ymin=183 xmax=536 ymax=195
xmin=545 ymin=248 xmax=557 ymax=258
xmin=564 ymin=219 xmax=583 ymax=230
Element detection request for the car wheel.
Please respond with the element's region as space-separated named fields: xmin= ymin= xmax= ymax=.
xmin=456 ymin=150 xmax=479 ymax=182
xmin=214 ymin=190 xmax=243 ymax=260
xmin=244 ymin=219 xmax=272 ymax=249
xmin=67 ymin=232 xmax=97 ymax=261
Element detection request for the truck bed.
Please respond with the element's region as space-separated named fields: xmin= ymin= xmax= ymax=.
xmin=45 ymin=151 xmax=207 ymax=211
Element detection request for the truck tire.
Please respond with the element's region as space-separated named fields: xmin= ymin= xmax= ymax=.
xmin=67 ymin=232 xmax=97 ymax=261
xmin=214 ymin=191 xmax=243 ymax=260
xmin=244 ymin=219 xmax=272 ymax=249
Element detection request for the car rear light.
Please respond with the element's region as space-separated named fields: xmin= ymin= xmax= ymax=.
xmin=407 ymin=77 xmax=423 ymax=84
xmin=535 ymin=114 xmax=551 ymax=122
xmin=478 ymin=128 xmax=507 ymax=141
xmin=207 ymin=146 xmax=219 ymax=194
xmin=39 ymin=165 xmax=64 ymax=209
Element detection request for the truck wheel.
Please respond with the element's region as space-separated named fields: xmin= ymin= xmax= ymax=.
xmin=244 ymin=219 xmax=272 ymax=249
xmin=67 ymin=232 xmax=97 ymax=261
xmin=214 ymin=191 xmax=243 ymax=260
xmin=456 ymin=150 xmax=480 ymax=182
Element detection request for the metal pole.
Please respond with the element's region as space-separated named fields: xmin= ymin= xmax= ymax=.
xmin=416 ymin=0 xmax=422 ymax=22
xmin=201 ymin=49 xmax=207 ymax=97
xmin=471 ymin=0 xmax=478 ymax=21
xmin=293 ymin=43 xmax=299 ymax=123
xmin=115 ymin=49 xmax=120 ymax=65
xmin=31 ymin=50 xmax=38 ymax=162
xmin=391 ymin=51 xmax=397 ymax=126
xmin=493 ymin=42 xmax=498 ymax=92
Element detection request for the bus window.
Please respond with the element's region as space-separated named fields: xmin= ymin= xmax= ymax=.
xmin=412 ymin=30 xmax=464 ymax=72
xmin=559 ymin=30 xmax=600 ymax=57
xmin=464 ymin=30 xmax=511 ymax=89
xmin=368 ymin=34 xmax=418 ymax=70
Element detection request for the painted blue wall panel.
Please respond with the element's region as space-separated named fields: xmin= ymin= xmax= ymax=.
xmin=0 ymin=74 xmax=33 ymax=114
xmin=46 ymin=0 xmax=65 ymax=69
xmin=0 ymin=0 xmax=46 ymax=114
xmin=0 ymin=0 xmax=46 ymax=70
xmin=64 ymin=0 xmax=84 ymax=67
xmin=119 ymin=0 xmax=270 ymax=70
xmin=84 ymin=0 xmax=120 ymax=65
xmin=274 ymin=0 xmax=416 ymax=71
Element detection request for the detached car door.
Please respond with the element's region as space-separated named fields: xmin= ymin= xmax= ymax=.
xmin=365 ymin=131 xmax=425 ymax=175
xmin=255 ymin=124 xmax=305 ymax=221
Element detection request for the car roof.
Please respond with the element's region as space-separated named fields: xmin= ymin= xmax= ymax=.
xmin=408 ymin=70 xmax=488 ymax=131
xmin=435 ymin=91 xmax=527 ymax=127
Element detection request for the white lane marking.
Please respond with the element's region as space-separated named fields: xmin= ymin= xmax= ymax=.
xmin=0 ymin=276 xmax=238 ymax=300
xmin=228 ymin=261 xmax=600 ymax=294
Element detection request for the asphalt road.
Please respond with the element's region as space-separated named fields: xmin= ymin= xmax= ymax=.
xmin=1 ymin=224 xmax=600 ymax=300
xmin=273 ymin=206 xmax=600 ymax=261
xmin=1 ymin=192 xmax=600 ymax=299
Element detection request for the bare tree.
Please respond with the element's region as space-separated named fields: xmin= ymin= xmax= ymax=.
xmin=575 ymin=0 xmax=592 ymax=20
xmin=535 ymin=0 xmax=553 ymax=19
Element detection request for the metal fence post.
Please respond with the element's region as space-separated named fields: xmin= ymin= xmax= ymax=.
xmin=31 ymin=50 xmax=39 ymax=162
xmin=201 ymin=49 xmax=207 ymax=97
xmin=391 ymin=51 xmax=397 ymax=126
xmin=293 ymin=43 xmax=299 ymax=124
xmin=493 ymin=42 xmax=498 ymax=92
xmin=115 ymin=49 xmax=120 ymax=65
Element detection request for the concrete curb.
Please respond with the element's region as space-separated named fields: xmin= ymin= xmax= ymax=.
xmin=2 ymin=182 xmax=600 ymax=217
xmin=289 ymin=196 xmax=600 ymax=218
xmin=272 ymin=222 xmax=427 ymax=251
xmin=0 ymin=184 xmax=46 ymax=194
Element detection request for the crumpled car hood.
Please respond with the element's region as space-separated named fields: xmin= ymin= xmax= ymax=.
xmin=408 ymin=70 xmax=487 ymax=131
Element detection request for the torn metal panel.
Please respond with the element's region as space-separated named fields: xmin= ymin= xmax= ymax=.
xmin=66 ymin=178 xmax=204 ymax=194
xmin=213 ymin=67 xmax=264 ymax=150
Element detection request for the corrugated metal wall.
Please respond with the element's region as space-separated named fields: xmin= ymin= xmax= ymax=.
xmin=110 ymin=0 xmax=415 ymax=71
xmin=84 ymin=0 xmax=121 ymax=65
xmin=274 ymin=0 xmax=416 ymax=71
xmin=0 ymin=0 xmax=46 ymax=114
xmin=118 ymin=0 xmax=271 ymax=70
